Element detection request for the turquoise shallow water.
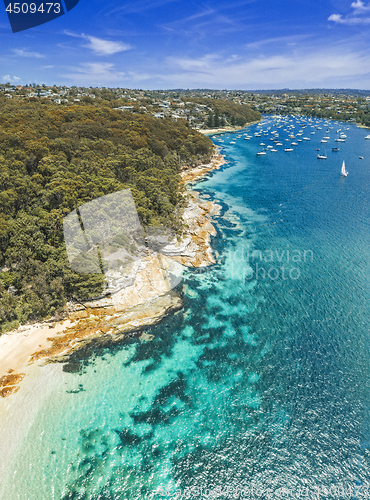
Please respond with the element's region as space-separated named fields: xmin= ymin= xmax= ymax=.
xmin=2 ymin=115 xmax=370 ymax=499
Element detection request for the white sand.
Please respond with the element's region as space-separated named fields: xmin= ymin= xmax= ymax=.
xmin=0 ymin=320 xmax=73 ymax=380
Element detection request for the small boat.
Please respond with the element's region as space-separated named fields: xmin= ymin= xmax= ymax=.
xmin=341 ymin=160 xmax=348 ymax=177
xmin=359 ymin=156 xmax=364 ymax=159
xmin=271 ymin=149 xmax=277 ymax=152
xmin=303 ymin=137 xmax=310 ymax=141
xmin=256 ymin=151 xmax=266 ymax=156
xmin=317 ymin=154 xmax=327 ymax=159
xmin=321 ymin=140 xmax=327 ymax=143
xmin=365 ymin=135 xmax=370 ymax=139
xmin=335 ymin=138 xmax=345 ymax=142
xmin=332 ymin=147 xmax=339 ymax=152
xmin=285 ymin=148 xmax=293 ymax=152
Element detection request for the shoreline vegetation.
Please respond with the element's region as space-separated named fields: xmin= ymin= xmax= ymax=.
xmin=0 ymin=152 xmax=225 ymax=399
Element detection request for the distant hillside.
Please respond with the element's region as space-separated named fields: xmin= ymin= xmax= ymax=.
xmin=190 ymin=97 xmax=261 ymax=128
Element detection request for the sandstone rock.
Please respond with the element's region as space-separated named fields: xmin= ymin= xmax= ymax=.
xmin=29 ymin=291 xmax=183 ymax=364
xmin=0 ymin=372 xmax=25 ymax=398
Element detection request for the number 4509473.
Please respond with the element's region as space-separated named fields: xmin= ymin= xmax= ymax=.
xmin=6 ymin=3 xmax=61 ymax=14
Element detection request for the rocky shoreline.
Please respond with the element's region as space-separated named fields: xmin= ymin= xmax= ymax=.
xmin=0 ymin=151 xmax=226 ymax=398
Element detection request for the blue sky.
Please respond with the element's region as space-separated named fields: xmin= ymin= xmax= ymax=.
xmin=1 ymin=0 xmax=370 ymax=89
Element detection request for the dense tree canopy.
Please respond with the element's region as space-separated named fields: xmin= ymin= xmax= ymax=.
xmin=0 ymin=100 xmax=214 ymax=332
xmin=191 ymin=98 xmax=261 ymax=128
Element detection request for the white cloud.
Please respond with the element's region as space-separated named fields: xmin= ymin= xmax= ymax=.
xmin=63 ymin=62 xmax=126 ymax=85
xmin=13 ymin=49 xmax=45 ymax=58
xmin=63 ymin=62 xmax=157 ymax=87
xmin=171 ymin=53 xmax=219 ymax=72
xmin=162 ymin=46 xmax=370 ymax=89
xmin=246 ymin=35 xmax=312 ymax=50
xmin=351 ymin=0 xmax=370 ymax=12
xmin=328 ymin=14 xmax=344 ymax=23
xmin=328 ymin=13 xmax=370 ymax=24
xmin=83 ymin=36 xmax=131 ymax=55
xmin=64 ymin=31 xmax=131 ymax=55
xmin=328 ymin=1 xmax=370 ymax=24
xmin=2 ymin=74 xmax=21 ymax=83
xmin=59 ymin=42 xmax=370 ymax=89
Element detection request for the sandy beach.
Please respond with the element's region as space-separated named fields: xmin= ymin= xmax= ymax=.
xmin=0 ymin=150 xmax=225 ymax=399
xmin=198 ymin=120 xmax=261 ymax=136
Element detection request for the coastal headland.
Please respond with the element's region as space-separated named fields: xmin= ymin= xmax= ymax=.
xmin=0 ymin=151 xmax=225 ymax=398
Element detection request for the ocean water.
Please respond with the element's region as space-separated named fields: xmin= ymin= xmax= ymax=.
xmin=1 ymin=115 xmax=370 ymax=499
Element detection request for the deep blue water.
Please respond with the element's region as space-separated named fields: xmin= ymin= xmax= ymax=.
xmin=2 ymin=115 xmax=370 ymax=500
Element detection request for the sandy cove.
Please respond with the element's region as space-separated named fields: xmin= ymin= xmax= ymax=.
xmin=0 ymin=151 xmax=225 ymax=398
xmin=198 ymin=120 xmax=261 ymax=136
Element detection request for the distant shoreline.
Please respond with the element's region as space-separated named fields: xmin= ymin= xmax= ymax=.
xmin=356 ymin=123 xmax=370 ymax=130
